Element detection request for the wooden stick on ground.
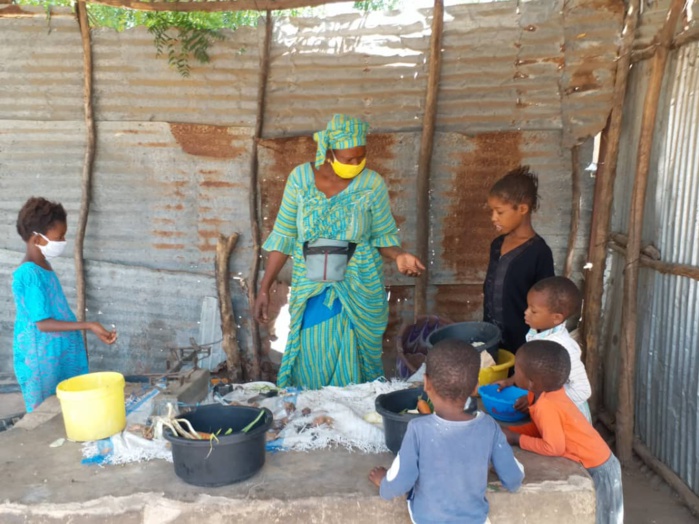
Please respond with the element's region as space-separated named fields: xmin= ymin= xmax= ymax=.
xmin=246 ymin=11 xmax=273 ymax=382
xmin=616 ymin=0 xmax=685 ymax=465
xmin=414 ymin=0 xmax=444 ymax=318
xmin=216 ymin=233 xmax=242 ymax=383
xmin=75 ymin=0 xmax=96 ymax=356
xmin=564 ymin=146 xmax=582 ymax=279
xmin=582 ymin=0 xmax=641 ymax=418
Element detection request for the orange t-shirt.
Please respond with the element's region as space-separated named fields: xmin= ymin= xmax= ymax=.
xmin=510 ymin=389 xmax=611 ymax=469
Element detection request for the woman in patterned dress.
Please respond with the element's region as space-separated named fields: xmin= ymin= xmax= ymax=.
xmin=12 ymin=197 xmax=117 ymax=412
xmin=255 ymin=115 xmax=424 ymax=389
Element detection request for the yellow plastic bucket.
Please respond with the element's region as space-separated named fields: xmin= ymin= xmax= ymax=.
xmin=478 ymin=349 xmax=516 ymax=385
xmin=56 ymin=372 xmax=126 ymax=442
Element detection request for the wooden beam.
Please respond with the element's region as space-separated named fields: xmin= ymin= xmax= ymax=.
xmin=631 ymin=23 xmax=699 ymax=63
xmin=616 ymin=0 xmax=685 ymax=465
xmin=246 ymin=11 xmax=272 ymax=382
xmin=87 ymin=0 xmax=350 ymax=12
xmin=414 ymin=0 xmax=443 ymax=318
xmin=216 ymin=233 xmax=243 ymax=383
xmin=672 ymin=23 xmax=699 ymax=49
xmin=582 ymin=0 xmax=641 ymax=419
xmin=609 ymin=239 xmax=699 ymax=282
xmin=75 ymin=0 xmax=96 ymax=357
xmin=564 ymin=145 xmax=581 ymax=279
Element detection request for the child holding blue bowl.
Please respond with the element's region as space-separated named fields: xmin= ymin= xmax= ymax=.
xmin=502 ymin=341 xmax=623 ymax=524
xmin=369 ymin=340 xmax=523 ymax=524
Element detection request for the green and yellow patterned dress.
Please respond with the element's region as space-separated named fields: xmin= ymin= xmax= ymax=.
xmin=263 ymin=162 xmax=400 ymax=389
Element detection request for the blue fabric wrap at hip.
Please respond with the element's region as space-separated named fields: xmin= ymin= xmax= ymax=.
xmin=302 ymin=288 xmax=342 ymax=329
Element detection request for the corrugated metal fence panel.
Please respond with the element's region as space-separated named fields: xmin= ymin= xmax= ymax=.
xmin=610 ymin=59 xmax=652 ymax=235
xmin=0 ymin=248 xmax=249 ymax=374
xmin=560 ymin=0 xmax=624 ymax=145
xmin=264 ymin=10 xmax=431 ymax=137
xmin=637 ymin=270 xmax=699 ymax=491
xmin=647 ymin=43 xmax=699 ymax=267
xmin=429 ymin=130 xmax=572 ymax=285
xmin=91 ymin=24 xmax=261 ymax=126
xmin=0 ymin=121 xmax=85 ymax=251
xmin=439 ymin=1 xmax=564 ymax=133
xmin=635 ymin=42 xmax=699 ymax=493
xmin=0 ymin=10 xmax=83 ymax=121
xmin=600 ymin=249 xmax=624 ymax=415
xmin=85 ymin=121 xmax=254 ymax=274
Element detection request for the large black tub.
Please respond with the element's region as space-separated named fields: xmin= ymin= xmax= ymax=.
xmin=164 ymin=404 xmax=272 ymax=487
xmin=375 ymin=387 xmax=426 ymax=454
xmin=427 ymin=321 xmax=501 ymax=360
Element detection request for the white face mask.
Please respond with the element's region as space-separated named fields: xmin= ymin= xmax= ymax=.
xmin=34 ymin=232 xmax=67 ymax=260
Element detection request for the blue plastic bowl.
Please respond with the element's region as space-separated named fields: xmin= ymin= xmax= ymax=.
xmin=478 ymin=384 xmax=529 ymax=423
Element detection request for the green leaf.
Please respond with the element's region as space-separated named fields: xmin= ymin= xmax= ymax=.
xmin=241 ymin=410 xmax=266 ymax=434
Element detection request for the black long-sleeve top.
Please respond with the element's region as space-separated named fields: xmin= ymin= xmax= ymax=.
xmin=483 ymin=234 xmax=555 ymax=353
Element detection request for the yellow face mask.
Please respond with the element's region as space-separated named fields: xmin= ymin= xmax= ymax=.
xmin=330 ymin=151 xmax=366 ymax=179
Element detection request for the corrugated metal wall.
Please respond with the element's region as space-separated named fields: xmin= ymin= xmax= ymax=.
xmin=0 ymin=1 xmax=624 ymax=378
xmin=601 ymin=39 xmax=699 ymax=493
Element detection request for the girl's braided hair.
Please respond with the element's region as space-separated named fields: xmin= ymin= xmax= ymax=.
xmin=16 ymin=197 xmax=66 ymax=242
xmin=489 ymin=165 xmax=540 ymax=212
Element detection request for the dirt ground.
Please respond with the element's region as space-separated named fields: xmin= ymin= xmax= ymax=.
xmin=623 ymin=457 xmax=698 ymax=523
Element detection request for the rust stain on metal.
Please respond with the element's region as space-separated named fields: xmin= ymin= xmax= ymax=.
xmin=442 ymin=131 xmax=523 ymax=282
xmin=565 ymin=65 xmax=602 ymax=95
xmin=169 ymin=123 xmax=245 ymax=159
xmin=153 ymin=243 xmax=185 ymax=250
xmin=200 ymin=180 xmax=243 ymax=189
xmin=153 ymin=230 xmax=185 ymax=238
xmin=434 ymin=285 xmax=484 ymax=322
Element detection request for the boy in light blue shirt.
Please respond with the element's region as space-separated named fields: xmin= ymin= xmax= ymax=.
xmin=369 ymin=340 xmax=524 ymax=524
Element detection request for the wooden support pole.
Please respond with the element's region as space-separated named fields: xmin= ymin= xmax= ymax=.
xmin=216 ymin=233 xmax=242 ymax=383
xmin=582 ymin=0 xmax=641 ymax=417
xmin=87 ymin=0 xmax=350 ymax=12
xmin=75 ymin=0 xmax=96 ymax=355
xmin=565 ymin=145 xmax=581 ymax=279
xmin=414 ymin=0 xmax=443 ymax=318
xmin=632 ymin=23 xmax=699 ymax=62
xmin=246 ymin=11 xmax=273 ymax=382
xmin=616 ymin=0 xmax=685 ymax=465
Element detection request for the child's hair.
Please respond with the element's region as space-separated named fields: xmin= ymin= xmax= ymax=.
xmin=530 ymin=276 xmax=582 ymax=320
xmin=16 ymin=197 xmax=67 ymax=242
xmin=489 ymin=165 xmax=540 ymax=212
xmin=425 ymin=340 xmax=480 ymax=401
xmin=518 ymin=340 xmax=571 ymax=392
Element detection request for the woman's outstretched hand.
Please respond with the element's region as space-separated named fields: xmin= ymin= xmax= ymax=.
xmin=396 ymin=253 xmax=426 ymax=277
xmin=254 ymin=291 xmax=270 ymax=324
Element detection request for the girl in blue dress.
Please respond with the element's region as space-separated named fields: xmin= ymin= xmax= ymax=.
xmin=12 ymin=197 xmax=117 ymax=413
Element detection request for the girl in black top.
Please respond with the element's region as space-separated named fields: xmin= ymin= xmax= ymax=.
xmin=483 ymin=166 xmax=554 ymax=353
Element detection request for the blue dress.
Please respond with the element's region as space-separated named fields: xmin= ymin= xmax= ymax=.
xmin=12 ymin=262 xmax=88 ymax=412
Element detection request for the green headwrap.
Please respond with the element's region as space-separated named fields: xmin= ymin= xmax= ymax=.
xmin=313 ymin=114 xmax=369 ymax=168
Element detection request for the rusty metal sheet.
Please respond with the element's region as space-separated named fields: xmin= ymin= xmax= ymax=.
xmin=429 ymin=130 xmax=573 ymax=285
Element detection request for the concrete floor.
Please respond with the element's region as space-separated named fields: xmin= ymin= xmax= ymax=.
xmin=0 ymin=395 xmax=597 ymax=523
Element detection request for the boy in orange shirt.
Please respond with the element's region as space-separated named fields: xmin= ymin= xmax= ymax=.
xmin=502 ymin=340 xmax=623 ymax=524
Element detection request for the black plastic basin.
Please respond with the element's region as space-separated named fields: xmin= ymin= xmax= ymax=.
xmin=164 ymin=404 xmax=272 ymax=487
xmin=375 ymin=387 xmax=426 ymax=454
xmin=427 ymin=321 xmax=501 ymax=360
